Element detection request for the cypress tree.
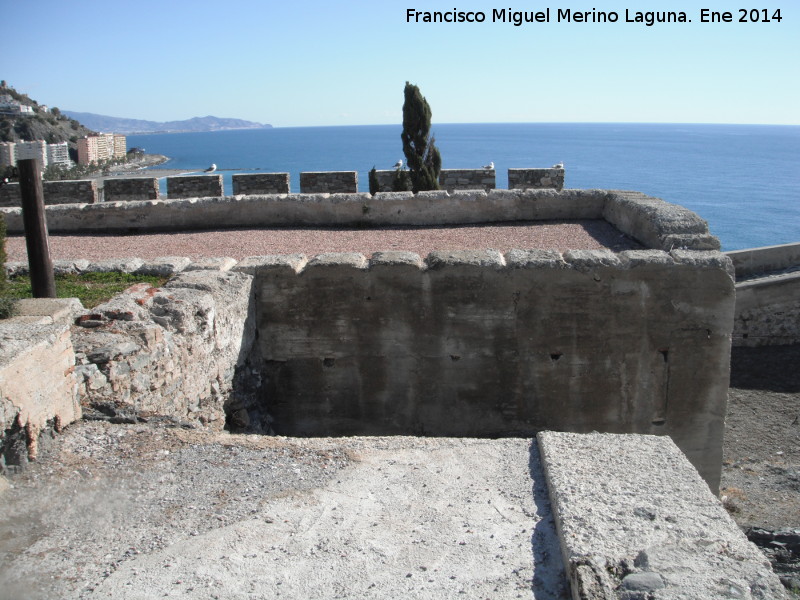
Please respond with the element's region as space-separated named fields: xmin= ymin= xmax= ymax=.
xmin=401 ymin=82 xmax=442 ymax=192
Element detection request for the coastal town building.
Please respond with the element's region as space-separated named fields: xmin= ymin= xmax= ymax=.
xmin=46 ymin=141 xmax=71 ymax=168
xmin=77 ymin=133 xmax=126 ymax=165
xmin=0 ymin=95 xmax=34 ymax=114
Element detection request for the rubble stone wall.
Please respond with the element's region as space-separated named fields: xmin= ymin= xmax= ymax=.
xmin=71 ymin=271 xmax=263 ymax=431
xmin=438 ymin=168 xmax=496 ymax=191
xmin=508 ymin=168 xmax=565 ymax=191
xmin=166 ymin=174 xmax=223 ymax=199
xmin=104 ymin=178 xmax=160 ymax=202
xmin=232 ymin=173 xmax=290 ymax=195
xmin=299 ymin=171 xmax=358 ymax=194
xmin=0 ymin=180 xmax=98 ymax=207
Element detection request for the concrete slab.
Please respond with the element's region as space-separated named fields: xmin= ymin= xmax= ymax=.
xmin=538 ymin=431 xmax=787 ymax=599
xmin=0 ymin=426 xmax=569 ymax=599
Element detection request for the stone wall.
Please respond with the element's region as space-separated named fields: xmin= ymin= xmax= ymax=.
xmin=232 ymin=173 xmax=290 ymax=195
xmin=253 ymin=248 xmax=735 ymax=490
xmin=508 ymin=168 xmax=565 ymax=191
xmin=71 ymin=271 xmax=263 ymax=430
xmin=299 ymin=171 xmax=358 ymax=194
xmin=0 ymin=299 xmax=82 ymax=470
xmin=438 ymin=168 xmax=496 ymax=191
xmin=0 ymin=180 xmax=98 ymax=207
xmin=371 ymin=170 xmax=404 ymax=193
xmin=104 ymin=177 xmax=160 ymax=202
xmin=166 ymin=174 xmax=223 ymax=199
xmin=0 ymin=190 xmax=722 ymax=253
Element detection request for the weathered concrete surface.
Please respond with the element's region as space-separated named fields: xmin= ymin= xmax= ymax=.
xmin=0 ymin=429 xmax=568 ymax=600
xmin=726 ymin=243 xmax=800 ymax=347
xmin=257 ymin=248 xmax=735 ymax=490
xmin=71 ymin=271 xmax=262 ymax=430
xmin=727 ymin=242 xmax=800 ymax=279
xmin=732 ymin=272 xmax=800 ymax=347
xmin=0 ymin=298 xmax=83 ymax=468
xmin=538 ymin=431 xmax=787 ymax=599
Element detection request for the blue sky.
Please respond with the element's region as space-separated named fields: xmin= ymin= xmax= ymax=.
xmin=2 ymin=0 xmax=797 ymax=126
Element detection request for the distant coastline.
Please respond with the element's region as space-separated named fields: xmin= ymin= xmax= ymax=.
xmin=63 ymin=111 xmax=272 ymax=135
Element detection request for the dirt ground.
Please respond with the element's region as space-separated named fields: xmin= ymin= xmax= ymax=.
xmin=721 ymin=344 xmax=800 ymax=589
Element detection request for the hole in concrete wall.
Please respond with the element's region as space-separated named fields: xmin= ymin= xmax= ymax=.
xmin=322 ymin=358 xmax=336 ymax=368
xmin=651 ymin=418 xmax=666 ymax=426
xmin=450 ymin=355 xmax=461 ymax=362
xmin=659 ymin=349 xmax=669 ymax=363
xmin=550 ymin=353 xmax=563 ymax=362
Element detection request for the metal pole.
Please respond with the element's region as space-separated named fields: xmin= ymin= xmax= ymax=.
xmin=18 ymin=158 xmax=56 ymax=298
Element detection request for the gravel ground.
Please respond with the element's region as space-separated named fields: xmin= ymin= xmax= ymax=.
xmin=4 ymin=220 xmax=642 ymax=263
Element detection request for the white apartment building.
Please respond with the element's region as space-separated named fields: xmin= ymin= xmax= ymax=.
xmin=47 ymin=141 xmax=71 ymax=168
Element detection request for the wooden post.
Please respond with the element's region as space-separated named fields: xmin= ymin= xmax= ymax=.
xmin=18 ymin=158 xmax=56 ymax=298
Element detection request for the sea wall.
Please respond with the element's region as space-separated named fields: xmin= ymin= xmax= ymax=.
xmin=0 ymin=299 xmax=82 ymax=470
xmin=0 ymin=180 xmax=98 ymax=207
xmin=104 ymin=177 xmax=160 ymax=202
xmin=71 ymin=271 xmax=262 ymax=430
xmin=299 ymin=171 xmax=358 ymax=194
xmin=508 ymin=167 xmax=565 ymax=191
xmin=166 ymin=174 xmax=223 ymax=199
xmin=232 ymin=173 xmax=290 ymax=195
xmin=0 ymin=190 xmax=722 ymax=252
xmin=251 ymin=248 xmax=735 ymax=491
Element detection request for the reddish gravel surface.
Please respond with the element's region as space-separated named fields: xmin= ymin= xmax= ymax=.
xmin=6 ymin=219 xmax=642 ymax=262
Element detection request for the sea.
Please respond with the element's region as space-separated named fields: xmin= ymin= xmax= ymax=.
xmin=128 ymin=123 xmax=800 ymax=252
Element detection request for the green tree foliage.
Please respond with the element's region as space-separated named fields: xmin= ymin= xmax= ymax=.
xmin=400 ymin=82 xmax=442 ymax=192
xmin=0 ymin=211 xmax=12 ymax=318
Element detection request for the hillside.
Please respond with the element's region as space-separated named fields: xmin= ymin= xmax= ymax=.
xmin=62 ymin=112 xmax=272 ymax=134
xmin=0 ymin=83 xmax=96 ymax=151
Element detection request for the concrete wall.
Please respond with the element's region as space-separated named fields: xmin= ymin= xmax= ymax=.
xmin=509 ymin=168 xmax=565 ymax=191
xmin=104 ymin=177 xmax=160 ymax=202
xmin=166 ymin=174 xmax=223 ymax=199
xmin=0 ymin=299 xmax=82 ymax=470
xmin=300 ymin=171 xmax=358 ymax=194
xmin=726 ymin=243 xmax=800 ymax=347
xmin=71 ymin=271 xmax=263 ymax=430
xmin=253 ymin=248 xmax=735 ymax=490
xmin=732 ymin=273 xmax=800 ymax=347
xmin=438 ymin=168 xmax=496 ymax=191
xmin=0 ymin=180 xmax=98 ymax=206
xmin=0 ymin=190 xmax=722 ymax=253
xmin=232 ymin=173 xmax=290 ymax=195
xmin=727 ymin=242 xmax=800 ymax=278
